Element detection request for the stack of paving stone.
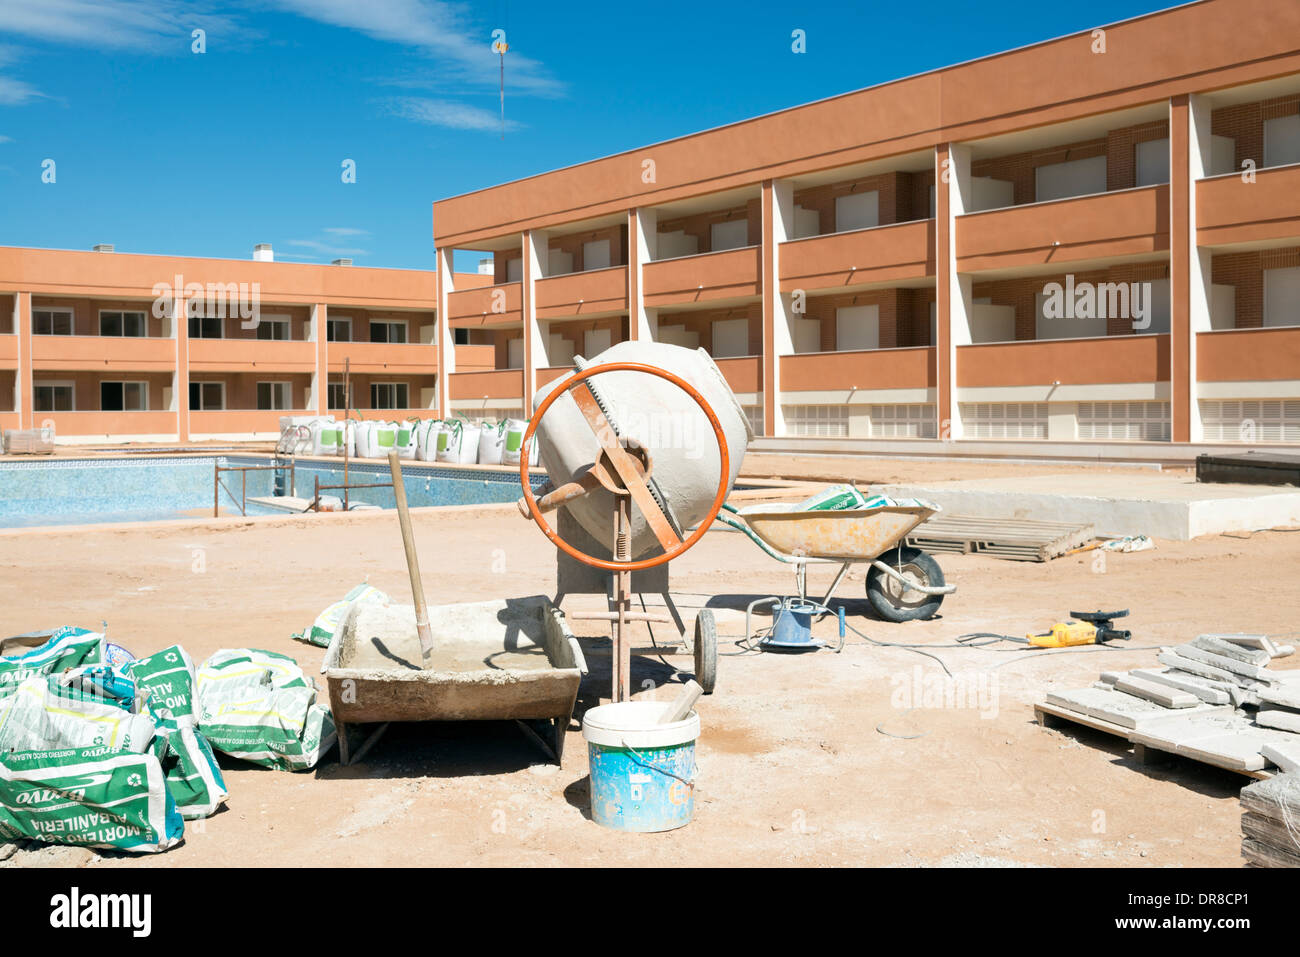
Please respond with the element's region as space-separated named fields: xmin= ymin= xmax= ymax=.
xmin=1240 ymin=773 xmax=1300 ymax=867
xmin=1044 ymin=634 xmax=1300 ymax=774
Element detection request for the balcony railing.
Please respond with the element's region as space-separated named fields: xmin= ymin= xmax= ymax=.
xmin=1197 ymin=163 xmax=1300 ymax=247
xmin=642 ymin=246 xmax=761 ymax=308
xmin=535 ymin=265 xmax=629 ymax=319
xmin=0 ymin=335 xmax=16 ymax=369
xmin=782 ymin=347 xmax=936 ymax=392
xmin=449 ymin=368 xmax=524 ymax=401
xmin=188 ymin=338 xmax=315 ymax=373
xmin=780 ymin=220 xmax=936 ymax=292
xmin=37 ymin=410 xmax=178 ymax=436
xmin=189 ymin=409 xmax=311 ymax=435
xmin=956 ymin=185 xmax=1169 ymax=273
xmin=1198 ymin=326 xmax=1300 ymax=382
xmin=447 ymin=282 xmax=523 ymax=328
xmin=326 ymin=340 xmax=436 ymax=374
xmin=30 ymin=335 xmax=176 ymax=372
xmin=712 ymin=356 xmax=762 ymax=394
xmin=956 ymin=334 xmax=1169 ymax=388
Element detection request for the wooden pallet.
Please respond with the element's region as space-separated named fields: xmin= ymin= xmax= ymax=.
xmin=907 ymin=516 xmax=1096 ymax=562
xmin=1034 ymin=701 xmax=1274 ymax=780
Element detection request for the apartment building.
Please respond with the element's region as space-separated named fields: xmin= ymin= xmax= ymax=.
xmin=0 ymin=245 xmax=488 ymax=442
xmin=431 ymin=0 xmax=1300 ymax=448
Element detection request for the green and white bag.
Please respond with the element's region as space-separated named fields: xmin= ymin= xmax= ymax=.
xmin=0 ymin=627 xmax=104 ymax=699
xmin=0 ymin=674 xmax=155 ymax=754
xmin=196 ymin=649 xmax=336 ymax=771
xmin=795 ymin=483 xmax=870 ymax=512
xmin=0 ymin=745 xmax=183 ymax=853
xmin=129 ymin=645 xmax=227 ymax=819
xmin=293 ymin=583 xmax=389 ymax=649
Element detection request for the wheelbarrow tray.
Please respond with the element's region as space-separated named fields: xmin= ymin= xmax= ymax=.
xmin=323 ymin=594 xmax=587 ymax=761
xmin=737 ymin=502 xmax=938 ymax=561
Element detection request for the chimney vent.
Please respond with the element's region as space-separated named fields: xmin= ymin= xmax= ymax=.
xmin=253 ymin=243 xmax=274 ymax=262
xmin=92 ymin=243 xmax=114 ymax=253
xmin=331 ymin=258 xmax=353 ymax=266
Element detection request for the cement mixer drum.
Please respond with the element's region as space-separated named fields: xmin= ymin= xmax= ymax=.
xmin=529 ymin=342 xmax=752 ymax=560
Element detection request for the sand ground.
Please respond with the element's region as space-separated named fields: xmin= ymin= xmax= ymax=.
xmin=1 ymin=453 xmax=1297 ymax=867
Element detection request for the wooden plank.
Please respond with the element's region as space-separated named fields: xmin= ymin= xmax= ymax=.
xmin=906 ymin=515 xmax=1095 ymax=563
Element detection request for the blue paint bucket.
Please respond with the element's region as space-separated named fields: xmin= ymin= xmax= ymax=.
xmin=582 ymin=701 xmax=699 ymax=832
xmin=763 ymin=600 xmax=820 ymax=650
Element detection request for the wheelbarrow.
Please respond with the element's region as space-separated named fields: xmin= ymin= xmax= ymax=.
xmin=713 ymin=497 xmax=956 ymax=624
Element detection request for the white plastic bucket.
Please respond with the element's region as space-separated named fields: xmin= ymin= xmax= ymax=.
xmin=582 ymin=701 xmax=698 ymax=832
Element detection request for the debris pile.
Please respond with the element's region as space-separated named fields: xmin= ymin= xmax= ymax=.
xmin=1240 ymin=774 xmax=1300 ymax=867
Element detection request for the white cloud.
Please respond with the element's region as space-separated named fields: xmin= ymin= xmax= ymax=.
xmin=286 ymin=237 xmax=369 ymax=258
xmin=384 ymin=95 xmax=516 ymax=132
xmin=0 ymin=134 xmax=12 ymax=143
xmin=269 ymin=0 xmax=561 ymax=96
xmin=0 ymin=1 xmax=236 ymax=50
xmin=322 ymin=226 xmax=369 ymax=237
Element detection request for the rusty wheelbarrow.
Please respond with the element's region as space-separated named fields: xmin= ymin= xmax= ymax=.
xmin=714 ymin=497 xmax=956 ymax=624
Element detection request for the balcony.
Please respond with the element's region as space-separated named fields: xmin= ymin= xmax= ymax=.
xmin=782 ymin=347 xmax=936 ymax=392
xmin=1197 ymin=164 xmax=1300 ymax=248
xmin=189 ymin=409 xmax=309 ymax=436
xmin=30 ymin=335 xmax=176 ymax=373
xmin=447 ymin=282 xmax=523 ymax=329
xmin=41 ymin=410 xmax=178 ymax=438
xmin=327 ymin=340 xmax=436 ymax=375
xmin=449 ymin=368 xmax=524 ymax=401
xmin=0 ymin=335 xmax=16 ymax=370
xmin=956 ymin=334 xmax=1170 ymax=388
xmin=956 ymin=186 xmax=1169 ymax=273
xmin=537 ymin=366 xmax=571 ymax=387
xmin=713 ymin=356 xmax=762 ymax=395
xmin=0 ymin=412 xmax=17 ymax=432
xmin=1198 ymin=326 xmax=1300 ymax=382
xmin=535 ymin=266 xmax=629 ymax=320
xmin=189 ymin=338 xmax=315 ymax=374
xmin=780 ymin=220 xmax=936 ymax=292
xmin=452 ymin=343 xmax=497 ymax=373
xmin=642 ymin=247 xmax=761 ymax=308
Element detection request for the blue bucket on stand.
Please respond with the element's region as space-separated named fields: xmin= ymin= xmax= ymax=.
xmin=582 ymin=701 xmax=699 ymax=832
xmin=762 ymin=599 xmax=821 ymax=650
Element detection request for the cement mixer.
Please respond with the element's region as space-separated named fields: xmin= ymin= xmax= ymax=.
xmin=516 ymin=342 xmax=752 ymax=701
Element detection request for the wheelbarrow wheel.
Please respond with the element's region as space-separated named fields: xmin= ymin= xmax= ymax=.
xmin=866 ymin=546 xmax=946 ymax=623
xmin=693 ymin=610 xmax=718 ymax=694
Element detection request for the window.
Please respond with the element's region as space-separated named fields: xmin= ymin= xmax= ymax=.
xmin=1136 ymin=138 xmax=1170 ymax=187
xmin=256 ymin=317 xmax=290 ymax=340
xmin=743 ymin=405 xmax=764 ymax=436
xmin=256 ymin=381 xmax=292 ymax=410
xmin=783 ymin=405 xmax=849 ymax=437
xmin=835 ymin=191 xmax=879 ymax=232
xmin=326 ymin=317 xmax=352 ymax=342
xmin=582 ymin=239 xmax=611 ymax=271
xmin=370 ymin=382 xmax=409 ymax=410
xmin=835 ymin=305 xmax=879 ymax=352
xmin=453 ymin=328 xmax=469 ymax=345
xmin=188 ymin=314 xmax=224 ymax=338
xmin=189 ymin=381 xmax=225 ymax=410
xmin=1264 ymin=267 xmax=1300 ymax=328
xmin=710 ymin=318 xmax=750 ymax=358
xmin=709 ymin=220 xmax=749 ymax=252
xmin=1035 ymin=155 xmax=1107 ymax=202
xmin=1077 ymin=401 xmax=1170 ymax=441
xmin=792 ymin=317 xmax=820 ymax=354
xmin=328 ymin=383 xmax=348 ymax=410
xmin=1264 ymin=115 xmax=1300 ymax=169
xmin=506 ymin=258 xmax=523 ymax=282
xmin=369 ymin=320 xmax=408 ymax=344
xmin=871 ymin=404 xmax=937 ymax=438
xmin=506 ymin=337 xmax=524 ymax=369
xmin=98 ymin=310 xmax=147 ymax=337
xmin=100 ymin=381 xmax=148 ymax=411
xmin=961 ymin=402 xmax=1049 ymax=439
xmin=33 ymin=382 xmax=74 ymax=412
xmin=583 ymin=328 xmax=612 ymax=357
xmin=793 ymin=206 xmax=820 ymax=239
xmin=33 ymin=308 xmax=73 ymax=336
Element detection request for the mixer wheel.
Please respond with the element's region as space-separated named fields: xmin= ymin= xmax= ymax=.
xmin=693 ymin=610 xmax=718 ymax=694
xmin=866 ymin=547 xmax=946 ymax=623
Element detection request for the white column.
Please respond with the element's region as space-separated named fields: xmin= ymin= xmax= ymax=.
xmin=523 ymin=230 xmax=549 ymax=401
xmin=945 ymin=143 xmax=974 ymax=440
xmin=769 ymin=179 xmax=796 ymax=437
xmin=631 ymin=207 xmax=658 ymax=342
xmin=436 ymin=247 xmax=454 ymax=417
xmin=1186 ymin=94 xmax=1213 ymax=443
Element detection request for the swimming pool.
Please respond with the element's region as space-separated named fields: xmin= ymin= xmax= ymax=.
xmin=0 ymin=455 xmax=541 ymax=529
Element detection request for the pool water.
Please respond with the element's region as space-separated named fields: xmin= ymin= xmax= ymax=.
xmin=0 ymin=456 xmax=541 ymax=529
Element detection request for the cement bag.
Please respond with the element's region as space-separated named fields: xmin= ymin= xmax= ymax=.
xmin=128 ymin=645 xmax=228 ymax=819
xmin=353 ymin=420 xmax=378 ymax=458
xmin=0 ymin=673 xmax=156 ymax=754
xmin=292 ymin=583 xmax=390 ymax=649
xmin=394 ymin=422 xmax=418 ymax=460
xmin=416 ymin=420 xmax=443 ymax=461
xmin=531 ymin=342 xmax=752 ymax=558
xmin=339 ymin=420 xmax=356 ymax=457
xmin=196 ymin=649 xmax=336 ymax=771
xmin=311 ymin=420 xmax=342 ymax=456
xmin=0 ymin=745 xmax=183 ymax=854
xmin=796 ymin=484 xmax=869 ymax=512
xmin=477 ymin=421 xmax=506 ymax=465
xmin=501 ymin=418 xmax=537 ymax=467
xmin=437 ymin=419 xmax=481 ymax=464
xmin=370 ymin=421 xmax=400 ymax=457
xmin=0 ymin=626 xmax=104 ymax=699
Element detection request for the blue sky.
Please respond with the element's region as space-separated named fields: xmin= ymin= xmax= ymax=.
xmin=0 ymin=0 xmax=1179 ymax=272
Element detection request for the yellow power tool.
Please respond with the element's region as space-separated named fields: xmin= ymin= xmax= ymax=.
xmin=1028 ymin=610 xmax=1131 ymax=648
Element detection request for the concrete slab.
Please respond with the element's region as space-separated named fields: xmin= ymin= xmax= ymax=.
xmin=1261 ymin=742 xmax=1300 ymax=773
xmin=878 ymin=471 xmax=1300 ymax=540
xmin=1045 ymin=687 xmax=1227 ymax=731
xmin=1258 ymin=686 xmax=1300 ymax=710
xmin=1255 ymin=706 xmax=1300 ymax=734
xmin=1175 ymin=645 xmax=1274 ymax=682
xmin=1129 ymin=712 xmax=1299 ymax=772
xmin=1129 ymin=668 xmax=1231 ymax=705
xmin=1114 ymin=674 xmax=1200 ymax=708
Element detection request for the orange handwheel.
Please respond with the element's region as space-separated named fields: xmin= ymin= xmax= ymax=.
xmin=517 ymin=362 xmax=731 ymax=571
